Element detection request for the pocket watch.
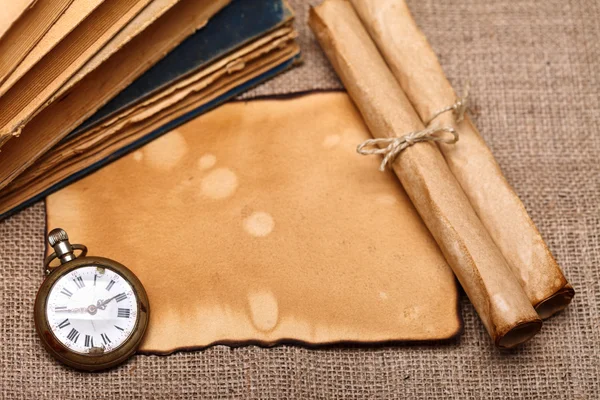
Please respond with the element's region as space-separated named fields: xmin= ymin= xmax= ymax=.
xmin=34 ymin=228 xmax=150 ymax=371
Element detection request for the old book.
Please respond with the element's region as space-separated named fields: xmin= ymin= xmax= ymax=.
xmin=45 ymin=92 xmax=461 ymax=352
xmin=0 ymin=0 xmax=152 ymax=145
xmin=0 ymin=0 xmax=300 ymax=219
xmin=0 ymin=0 xmax=230 ymax=201
xmin=310 ymin=0 xmax=542 ymax=348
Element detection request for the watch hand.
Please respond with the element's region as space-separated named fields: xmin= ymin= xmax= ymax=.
xmin=55 ymin=307 xmax=88 ymax=313
xmin=97 ymin=294 xmax=119 ymax=309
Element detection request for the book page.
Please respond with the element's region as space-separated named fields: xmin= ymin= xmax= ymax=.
xmin=0 ymin=0 xmax=35 ymax=39
xmin=0 ymin=0 xmax=105 ymax=90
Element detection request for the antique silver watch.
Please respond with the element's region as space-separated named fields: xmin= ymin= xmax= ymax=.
xmin=34 ymin=228 xmax=149 ymax=371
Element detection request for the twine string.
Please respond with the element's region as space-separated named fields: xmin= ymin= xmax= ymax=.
xmin=357 ymin=84 xmax=470 ymax=171
xmin=357 ymin=126 xmax=458 ymax=172
xmin=425 ymin=82 xmax=471 ymax=125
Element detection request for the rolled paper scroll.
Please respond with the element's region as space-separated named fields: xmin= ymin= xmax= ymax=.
xmin=310 ymin=0 xmax=543 ymax=348
xmin=350 ymin=0 xmax=574 ymax=318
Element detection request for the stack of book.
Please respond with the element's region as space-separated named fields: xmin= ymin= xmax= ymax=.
xmin=0 ymin=0 xmax=300 ymax=219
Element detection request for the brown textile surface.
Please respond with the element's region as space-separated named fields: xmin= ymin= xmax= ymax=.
xmin=1 ymin=0 xmax=598 ymax=398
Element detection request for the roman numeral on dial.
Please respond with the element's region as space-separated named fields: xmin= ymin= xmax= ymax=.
xmin=58 ymin=319 xmax=70 ymax=329
xmin=67 ymin=328 xmax=80 ymax=343
xmin=85 ymin=335 xmax=94 ymax=347
xmin=117 ymin=308 xmax=131 ymax=318
xmin=101 ymin=333 xmax=111 ymax=345
xmin=60 ymin=288 xmax=73 ymax=298
xmin=73 ymin=276 xmax=85 ymax=289
xmin=106 ymin=280 xmax=115 ymax=291
xmin=115 ymin=293 xmax=128 ymax=302
xmin=55 ymin=306 xmax=67 ymax=311
xmin=114 ymin=325 xmax=124 ymax=331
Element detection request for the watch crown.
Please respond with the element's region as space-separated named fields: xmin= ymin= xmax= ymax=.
xmin=47 ymin=228 xmax=76 ymax=264
xmin=48 ymin=228 xmax=69 ymax=246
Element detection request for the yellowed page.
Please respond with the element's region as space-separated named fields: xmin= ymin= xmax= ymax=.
xmin=0 ymin=0 xmax=35 ymax=39
xmin=0 ymin=0 xmax=73 ymax=87
xmin=46 ymin=92 xmax=461 ymax=352
xmin=0 ymin=0 xmax=105 ymax=89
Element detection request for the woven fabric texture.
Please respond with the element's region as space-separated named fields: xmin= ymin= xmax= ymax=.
xmin=1 ymin=0 xmax=599 ymax=398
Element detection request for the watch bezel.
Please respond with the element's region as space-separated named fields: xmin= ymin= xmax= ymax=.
xmin=34 ymin=256 xmax=149 ymax=371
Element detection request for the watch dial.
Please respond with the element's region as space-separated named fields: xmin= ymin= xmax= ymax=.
xmin=45 ymin=266 xmax=139 ymax=354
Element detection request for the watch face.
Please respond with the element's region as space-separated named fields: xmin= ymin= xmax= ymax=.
xmin=45 ymin=265 xmax=139 ymax=355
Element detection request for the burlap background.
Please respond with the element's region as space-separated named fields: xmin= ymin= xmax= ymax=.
xmin=1 ymin=0 xmax=598 ymax=398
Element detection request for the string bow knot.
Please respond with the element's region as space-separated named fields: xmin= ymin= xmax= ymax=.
xmin=357 ymin=84 xmax=470 ymax=171
xmin=357 ymin=126 xmax=458 ymax=172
